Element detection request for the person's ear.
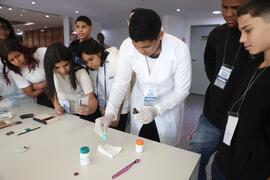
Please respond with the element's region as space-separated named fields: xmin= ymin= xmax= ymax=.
xmin=159 ymin=31 xmax=164 ymax=40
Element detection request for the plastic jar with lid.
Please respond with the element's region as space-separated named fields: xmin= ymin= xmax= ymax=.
xmin=80 ymin=146 xmax=90 ymax=165
xmin=135 ymin=139 xmax=144 ymax=153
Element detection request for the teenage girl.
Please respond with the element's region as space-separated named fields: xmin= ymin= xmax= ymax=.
xmin=79 ymin=39 xmax=130 ymax=131
xmin=44 ymin=42 xmax=101 ymax=121
xmin=0 ymin=39 xmax=53 ymax=107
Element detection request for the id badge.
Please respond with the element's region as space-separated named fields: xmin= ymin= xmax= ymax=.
xmin=223 ymin=113 xmax=239 ymax=146
xmin=99 ymin=100 xmax=106 ymax=115
xmin=62 ymin=99 xmax=71 ymax=113
xmin=214 ymin=65 xmax=232 ymax=89
xmin=98 ymin=94 xmax=106 ymax=108
xmin=144 ymin=87 xmax=157 ymax=106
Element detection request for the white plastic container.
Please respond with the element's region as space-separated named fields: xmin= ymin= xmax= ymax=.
xmin=80 ymin=146 xmax=90 ymax=165
xmin=135 ymin=139 xmax=144 ymax=153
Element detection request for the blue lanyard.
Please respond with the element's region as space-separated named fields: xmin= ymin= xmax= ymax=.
xmin=96 ymin=62 xmax=107 ymax=107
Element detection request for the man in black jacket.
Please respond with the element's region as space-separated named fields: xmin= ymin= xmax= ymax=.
xmin=189 ymin=0 xmax=248 ymax=179
xmin=213 ymin=0 xmax=270 ymax=179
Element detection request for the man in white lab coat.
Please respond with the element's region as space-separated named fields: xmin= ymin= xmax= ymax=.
xmin=95 ymin=8 xmax=191 ymax=146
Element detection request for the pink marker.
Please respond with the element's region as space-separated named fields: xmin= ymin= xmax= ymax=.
xmin=112 ymin=159 xmax=141 ymax=179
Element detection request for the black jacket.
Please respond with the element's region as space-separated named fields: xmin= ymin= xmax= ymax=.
xmin=203 ymin=24 xmax=250 ymax=129
xmin=216 ymin=59 xmax=270 ymax=179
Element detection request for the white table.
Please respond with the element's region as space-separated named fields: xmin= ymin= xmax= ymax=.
xmin=0 ymin=104 xmax=200 ymax=180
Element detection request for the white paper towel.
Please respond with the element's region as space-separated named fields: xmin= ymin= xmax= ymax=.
xmin=97 ymin=144 xmax=122 ymax=159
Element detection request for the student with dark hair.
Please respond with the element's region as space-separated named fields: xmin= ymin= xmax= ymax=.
xmin=79 ymin=38 xmax=130 ymax=132
xmin=0 ymin=39 xmax=52 ymax=107
xmin=44 ymin=43 xmax=101 ymax=121
xmin=95 ymin=9 xmax=191 ymax=146
xmin=69 ymin=16 xmax=93 ymax=65
xmin=212 ymin=0 xmax=270 ymax=179
xmin=0 ymin=17 xmax=20 ymax=97
xmin=96 ymin=32 xmax=110 ymax=49
xmin=0 ymin=17 xmax=17 ymax=42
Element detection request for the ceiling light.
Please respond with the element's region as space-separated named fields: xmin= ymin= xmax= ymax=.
xmin=44 ymin=26 xmax=47 ymax=28
xmin=20 ymin=14 xmax=23 ymax=17
xmin=212 ymin=11 xmax=221 ymax=15
xmin=75 ymin=11 xmax=79 ymax=14
xmin=8 ymin=7 xmax=12 ymax=11
xmin=16 ymin=32 xmax=23 ymax=35
xmin=0 ymin=7 xmax=2 ymax=9
xmin=40 ymin=29 xmax=44 ymax=32
xmin=24 ymin=22 xmax=35 ymax=26
xmin=45 ymin=15 xmax=50 ymax=18
xmin=31 ymin=1 xmax=36 ymax=5
xmin=176 ymin=9 xmax=181 ymax=12
xmin=17 ymin=29 xmax=21 ymax=32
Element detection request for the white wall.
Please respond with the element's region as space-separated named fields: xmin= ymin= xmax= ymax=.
xmin=162 ymin=15 xmax=225 ymax=47
xmin=185 ymin=16 xmax=225 ymax=47
xmin=91 ymin=20 xmax=102 ymax=40
xmin=162 ymin=15 xmax=187 ymax=42
xmin=102 ymin=28 xmax=128 ymax=48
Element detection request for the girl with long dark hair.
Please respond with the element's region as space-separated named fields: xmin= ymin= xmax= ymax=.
xmin=0 ymin=39 xmax=52 ymax=107
xmin=0 ymin=17 xmax=20 ymax=97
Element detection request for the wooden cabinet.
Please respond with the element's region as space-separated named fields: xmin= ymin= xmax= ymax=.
xmin=23 ymin=27 xmax=64 ymax=47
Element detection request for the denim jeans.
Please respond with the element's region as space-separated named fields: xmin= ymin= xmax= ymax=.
xmin=189 ymin=114 xmax=221 ymax=180
xmin=212 ymin=156 xmax=227 ymax=180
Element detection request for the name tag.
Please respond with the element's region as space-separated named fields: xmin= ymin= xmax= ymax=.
xmin=144 ymin=87 xmax=157 ymax=106
xmin=214 ymin=65 xmax=232 ymax=89
xmin=223 ymin=114 xmax=239 ymax=146
xmin=98 ymin=93 xmax=106 ymax=107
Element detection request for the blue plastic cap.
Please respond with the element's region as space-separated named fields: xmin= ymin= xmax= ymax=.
xmin=101 ymin=133 xmax=108 ymax=141
xmin=80 ymin=146 xmax=90 ymax=154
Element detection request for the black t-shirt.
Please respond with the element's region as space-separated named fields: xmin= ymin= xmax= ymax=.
xmin=203 ymin=24 xmax=250 ymax=129
xmin=69 ymin=38 xmax=94 ymax=66
xmin=216 ymin=59 xmax=270 ymax=179
xmin=69 ymin=39 xmax=84 ymax=65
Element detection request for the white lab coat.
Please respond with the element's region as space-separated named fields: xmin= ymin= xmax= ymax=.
xmin=89 ymin=47 xmax=130 ymax=114
xmin=106 ymin=34 xmax=191 ymax=146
